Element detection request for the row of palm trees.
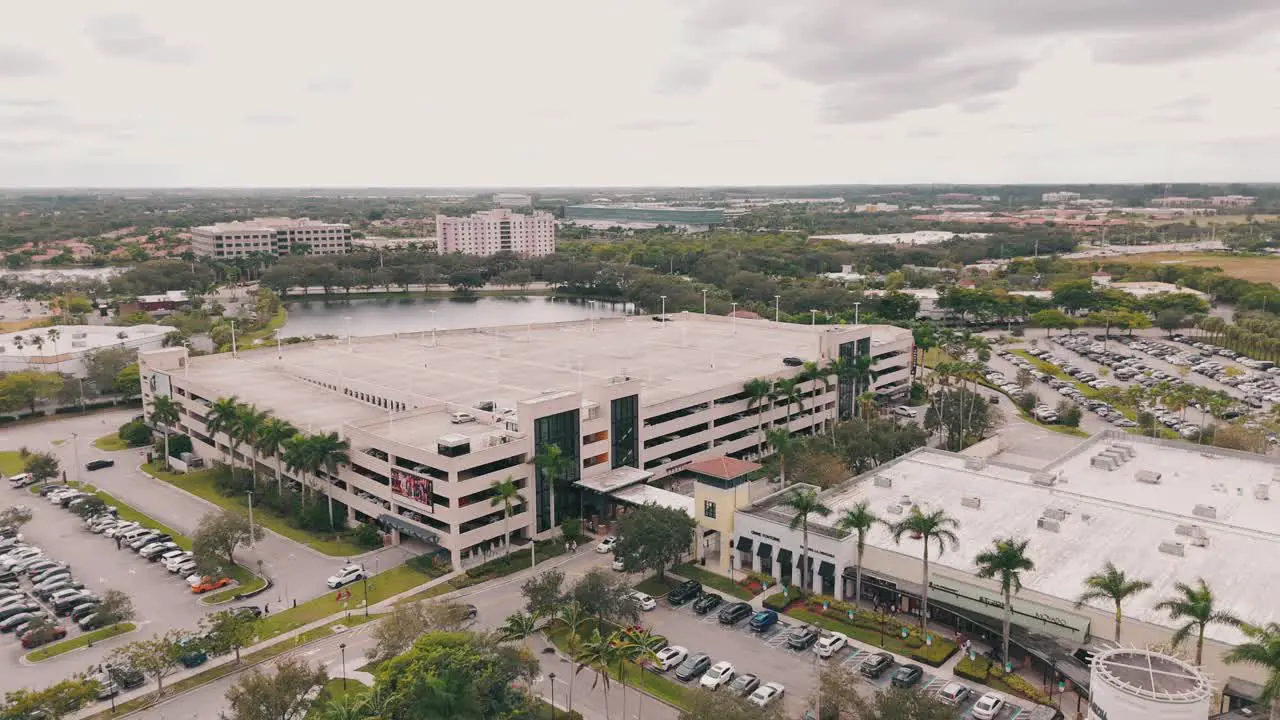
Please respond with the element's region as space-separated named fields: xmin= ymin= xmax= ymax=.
xmin=776 ymin=489 xmax=1277 ymax=697
xmin=499 ymin=602 xmax=666 ymax=720
xmin=155 ymin=394 xmax=350 ymax=528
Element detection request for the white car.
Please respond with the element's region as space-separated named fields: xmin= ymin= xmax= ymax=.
xmin=971 ymin=692 xmax=1005 ymax=720
xmin=893 ymin=406 xmax=917 ymax=418
xmin=699 ymin=661 xmax=735 ymax=690
xmin=164 ymin=552 xmax=193 ymax=572
xmin=611 ymin=557 xmax=625 ymax=571
xmin=814 ymin=631 xmax=848 ymax=658
xmin=747 ymin=682 xmax=784 ymax=708
xmin=630 ymin=591 xmax=656 ymax=611
xmin=937 ymin=682 xmax=971 ymax=706
xmin=654 ymin=645 xmax=688 ymax=672
xmin=596 ymin=536 xmax=617 ymax=553
xmin=104 ymin=522 xmax=139 ymax=538
xmin=158 ymin=549 xmax=187 ymax=565
xmin=326 ymin=564 xmax=366 ymax=589
xmin=171 ymin=558 xmax=198 ymax=575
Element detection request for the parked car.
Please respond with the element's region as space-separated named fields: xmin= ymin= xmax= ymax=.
xmin=190 ymin=577 xmax=232 ymax=594
xmin=326 ymin=564 xmax=366 ymax=588
xmin=85 ymin=460 xmax=115 ymax=471
xmin=140 ymin=542 xmax=180 ymax=560
xmin=748 ymin=610 xmax=778 ymax=632
xmin=891 ymin=664 xmax=924 ymax=688
xmin=937 ymin=682 xmax=971 ymax=706
xmin=718 ymin=602 xmax=752 ymax=625
xmin=654 ymin=645 xmax=688 ymax=672
xmin=728 ymin=673 xmax=760 ymax=697
xmin=77 ymin=613 xmax=109 ymax=631
xmin=814 ymin=632 xmax=847 ymax=658
xmin=128 ymin=533 xmax=161 ymax=550
xmin=893 ymin=406 xmax=917 ymax=418
xmin=611 ymin=557 xmax=625 ymax=571
xmin=692 ymin=593 xmax=723 ymax=615
xmin=0 ymin=612 xmax=43 ymax=633
xmin=786 ymin=625 xmax=819 ymax=650
xmin=6 ymin=473 xmax=34 ymax=488
xmin=107 ymin=664 xmax=145 ymax=690
xmin=69 ymin=603 xmax=99 ymax=623
xmin=972 ymin=693 xmax=1005 ymax=720
xmin=20 ymin=624 xmax=66 ymax=648
xmin=164 ymin=552 xmax=194 ymax=572
xmin=667 ymin=580 xmax=702 ymax=606
xmin=630 ymin=591 xmax=657 ymax=611
xmin=699 ymin=661 xmax=736 ymax=690
xmin=172 ymin=558 xmax=198 ymax=575
xmin=233 ymin=605 xmax=264 ymax=620
xmin=177 ymin=638 xmax=208 ymax=668
xmin=674 ymin=653 xmax=711 ymax=682
xmin=859 ymin=652 xmax=894 ymax=678
xmin=747 ymin=682 xmax=785 ymax=708
xmin=596 ymin=536 xmax=617 ymax=553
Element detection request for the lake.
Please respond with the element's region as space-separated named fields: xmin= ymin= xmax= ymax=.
xmin=280 ymin=296 xmax=631 ymax=338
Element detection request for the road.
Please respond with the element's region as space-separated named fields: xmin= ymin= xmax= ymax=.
xmin=2 ymin=411 xmax=413 ymax=688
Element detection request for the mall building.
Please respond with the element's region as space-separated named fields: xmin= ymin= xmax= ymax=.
xmin=730 ymin=432 xmax=1280 ymax=701
xmin=138 ymin=314 xmax=912 ymax=571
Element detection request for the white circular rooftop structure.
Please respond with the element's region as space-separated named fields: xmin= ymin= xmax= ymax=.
xmin=1088 ymin=649 xmax=1211 ymax=720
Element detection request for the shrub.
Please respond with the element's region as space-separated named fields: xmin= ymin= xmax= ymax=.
xmin=168 ymin=434 xmax=194 ymax=458
xmin=560 ymin=517 xmax=581 ymax=541
xmin=905 ymin=635 xmax=924 ymax=649
xmin=117 ymin=420 xmax=152 ymax=447
xmin=353 ymin=523 xmax=383 ymax=549
xmin=762 ymin=591 xmax=796 ymax=611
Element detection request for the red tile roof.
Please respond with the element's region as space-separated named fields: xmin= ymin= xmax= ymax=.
xmin=684 ymin=456 xmax=762 ymax=481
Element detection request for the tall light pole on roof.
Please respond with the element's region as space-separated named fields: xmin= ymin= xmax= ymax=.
xmin=702 ymin=288 xmax=708 ymax=316
xmin=774 ymin=295 xmax=781 ymax=323
xmin=853 ymin=302 xmax=861 ymax=324
xmin=660 ymin=295 xmax=667 ymax=326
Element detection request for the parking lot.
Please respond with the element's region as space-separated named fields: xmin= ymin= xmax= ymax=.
xmin=645 ymin=597 xmax=1033 ymax=718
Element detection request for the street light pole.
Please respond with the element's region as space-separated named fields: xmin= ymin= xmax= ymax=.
xmin=660 ymin=295 xmax=667 ymax=323
xmin=730 ymin=302 xmax=738 ymax=334
xmin=339 ymin=643 xmax=347 ymax=691
xmin=548 ymin=673 xmax=557 ymax=720
xmin=701 ymin=289 xmax=708 ymax=316
xmin=853 ymin=302 xmax=862 ymax=324
xmin=344 ymin=316 xmax=352 ymax=351
xmin=246 ymin=491 xmax=254 ymax=548
xmin=71 ymin=432 xmax=80 ymax=484
xmin=774 ymin=295 xmax=780 ymax=322
xmin=810 ymin=309 xmax=817 ymax=326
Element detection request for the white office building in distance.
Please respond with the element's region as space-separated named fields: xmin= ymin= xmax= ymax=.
xmin=436 ymin=209 xmax=556 ymax=257
xmin=1 ymin=324 xmax=169 ymax=376
xmin=492 ymin=193 xmax=533 ymax=207
xmin=190 ymin=217 xmax=352 ymax=259
xmin=139 ymin=315 xmax=911 ymax=571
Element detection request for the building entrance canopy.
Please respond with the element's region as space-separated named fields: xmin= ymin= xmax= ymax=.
xmin=574 ymin=466 xmax=652 ymax=494
xmin=378 ymin=514 xmax=440 ymax=544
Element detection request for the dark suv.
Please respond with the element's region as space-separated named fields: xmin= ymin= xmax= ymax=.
xmin=860 ymin=652 xmax=894 ymax=679
xmin=717 ymin=602 xmax=752 ymax=625
xmin=674 ymin=653 xmax=711 ymax=681
xmin=786 ymin=625 xmax=819 ymax=650
xmin=86 ymin=460 xmax=115 ymax=471
xmin=667 ymin=580 xmax=702 ymax=606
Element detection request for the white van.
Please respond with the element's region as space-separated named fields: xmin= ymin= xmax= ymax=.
xmin=5 ymin=474 xmax=32 ymax=488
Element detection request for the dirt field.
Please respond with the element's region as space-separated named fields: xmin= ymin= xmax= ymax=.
xmin=1127 ymin=252 xmax=1280 ymax=285
xmin=1150 ymin=214 xmax=1279 ymax=226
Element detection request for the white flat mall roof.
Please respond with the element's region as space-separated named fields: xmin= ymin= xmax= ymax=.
xmin=747 ymin=433 xmax=1280 ymax=645
xmin=613 ymin=484 xmax=695 ymax=517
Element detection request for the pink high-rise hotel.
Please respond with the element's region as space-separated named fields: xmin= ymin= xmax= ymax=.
xmin=436 ymin=209 xmax=556 ymax=257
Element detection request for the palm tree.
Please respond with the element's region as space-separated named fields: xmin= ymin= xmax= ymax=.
xmin=206 ymin=396 xmax=242 ymax=479
xmin=974 ymin=537 xmax=1036 ymax=669
xmin=1225 ymin=623 xmax=1280 ymax=720
xmin=1075 ymin=562 xmax=1152 ymax=644
xmin=764 ymin=427 xmax=794 ymax=487
xmin=11 ymin=335 xmax=26 ymax=368
xmin=801 ymin=361 xmax=833 ymax=433
xmin=781 ymin=487 xmax=832 ymax=593
xmin=574 ymin=629 xmax=619 ymax=720
xmin=45 ymin=328 xmax=60 ymax=365
xmin=149 ymin=395 xmax=181 ymax=471
xmin=29 ymin=335 xmax=44 ymax=363
xmin=281 ymin=433 xmax=311 ymax=501
xmin=836 ymin=501 xmax=879 ymax=608
xmin=256 ymin=417 xmax=298 ymax=494
xmin=824 ymin=356 xmax=854 ymax=426
xmin=743 ymin=378 xmax=773 ymax=449
xmin=553 ymin=602 xmax=589 ymax=711
xmin=849 ymin=354 xmax=875 ymax=416
xmin=770 ymin=378 xmax=804 ymax=429
xmin=889 ymin=507 xmax=960 ymax=630
xmin=308 ymin=431 xmax=350 ymax=529
xmin=1155 ymin=578 xmax=1242 ymax=665
xmin=235 ymin=404 xmax=270 ymax=489
xmin=533 ymin=443 xmax=574 ymax=527
xmin=619 ymin=626 xmax=666 ymax=720
xmin=498 ymin=610 xmax=540 ymax=654
xmin=489 ymin=475 xmax=520 ymax=557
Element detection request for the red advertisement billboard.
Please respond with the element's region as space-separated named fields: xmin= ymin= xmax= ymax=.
xmin=390 ymin=468 xmax=433 ymax=511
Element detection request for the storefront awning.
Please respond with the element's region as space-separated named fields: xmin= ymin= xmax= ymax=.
xmin=378 ymin=513 xmax=439 ymax=544
xmin=776 ymin=548 xmax=793 ymax=566
xmin=735 ymin=537 xmax=753 ymax=553
xmin=756 ymin=542 xmax=773 ymax=558
xmin=797 ymin=554 xmax=813 ymax=570
xmin=819 ymin=561 xmax=835 ymax=578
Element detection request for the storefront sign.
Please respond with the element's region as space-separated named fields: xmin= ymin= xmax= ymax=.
xmin=929 ymin=575 xmax=1089 ymax=643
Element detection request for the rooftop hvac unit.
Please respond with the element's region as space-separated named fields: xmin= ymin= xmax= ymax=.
xmin=1091 ymin=456 xmax=1118 ymax=471
xmin=873 ymin=476 xmax=893 ymax=489
xmin=886 ymin=504 xmax=904 ymax=515
xmin=1043 ymin=507 xmax=1069 ymax=522
xmin=1112 ymin=442 xmax=1135 ymax=453
xmin=1134 ymin=469 xmax=1161 ymax=484
xmin=1255 ymin=484 xmax=1271 ymax=501
xmin=1110 ymin=444 xmax=1135 ymax=460
xmin=964 ymin=457 xmax=987 ymax=471
xmin=71 ymin=341 xmax=87 ymax=348
xmin=1037 ymin=517 xmax=1061 ymax=533
xmin=1031 ymin=472 xmax=1057 ymax=487
xmin=1191 ymin=535 xmax=1210 ymax=548
xmin=899 ymin=494 xmax=912 ymax=506
xmin=961 ymin=496 xmax=982 ymax=510
xmin=71 ymin=332 xmax=87 ymax=339
xmin=1158 ymin=541 xmax=1186 ymax=557
xmin=1192 ymin=504 xmax=1218 ymax=520
xmin=1175 ymin=524 xmax=1207 ymax=539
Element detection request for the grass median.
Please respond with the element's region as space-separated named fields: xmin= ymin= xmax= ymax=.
xmin=672 ymin=563 xmax=755 ymax=600
xmin=257 ymin=565 xmax=430 ymax=638
xmin=92 ymin=433 xmax=129 ymax=451
xmin=545 ymin=621 xmax=693 ymax=710
xmin=141 ymin=463 xmax=365 ymax=557
xmin=81 ymin=616 xmax=375 ymax=720
xmin=25 ymin=622 xmax=137 ymax=662
xmin=0 ymin=450 xmax=25 ymax=476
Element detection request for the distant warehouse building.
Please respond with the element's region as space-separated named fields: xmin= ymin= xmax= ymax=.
xmin=436 ymin=209 xmax=556 ymax=257
xmin=564 ymin=204 xmax=725 ymax=229
xmin=190 ymin=217 xmax=351 ymax=259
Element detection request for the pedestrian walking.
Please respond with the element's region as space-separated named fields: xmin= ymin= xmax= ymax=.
xmin=115 ymin=536 xmax=121 ymax=551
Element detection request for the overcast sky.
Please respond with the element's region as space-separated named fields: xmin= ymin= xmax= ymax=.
xmin=1 ymin=0 xmax=1279 ymax=187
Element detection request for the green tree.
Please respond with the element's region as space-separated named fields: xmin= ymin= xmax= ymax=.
xmin=376 ymin=631 xmax=535 ymax=720
xmin=889 ymin=507 xmax=960 ymax=630
xmin=1050 ymin=279 xmax=1097 ymax=314
xmin=489 ymin=475 xmax=520 ymax=557
xmin=109 ymin=630 xmax=190 ymax=695
xmin=114 ymin=363 xmax=140 ymax=396
xmin=743 ymin=378 xmax=774 ymax=444
xmin=770 ymin=377 xmax=804 ymax=428
xmin=224 ymin=656 xmax=328 ymax=720
xmin=95 ymin=589 xmax=136 ymax=626
xmin=614 ymin=503 xmax=697 ymax=580
xmin=149 ymin=394 xmax=181 ymax=470
xmin=1224 ymin=623 xmax=1280 ymax=720
xmin=1154 ymin=578 xmax=1241 ymax=665
xmin=0 ymin=505 xmax=33 ymax=531
xmin=0 ymin=678 xmax=102 ymax=720
xmin=22 ymin=451 xmax=60 ymax=486
xmin=835 ymin=501 xmax=879 ymax=609
xmin=200 ymin=609 xmax=257 ymax=663
xmin=974 ymin=537 xmax=1036 ymax=670
xmin=549 ymin=601 xmax=589 ymax=711
xmin=497 ymin=610 xmax=541 ymax=653
xmin=1029 ymin=308 xmax=1078 ymax=337
xmin=257 ymin=417 xmax=298 ymax=494
xmin=1156 ymin=308 xmax=1188 ymax=336
xmin=533 ymin=443 xmax=574 ymax=527
xmin=307 ymin=431 xmax=350 ymax=528
xmin=235 ymin=404 xmax=271 ymax=489
xmin=192 ymin=510 xmax=264 ymax=568
xmin=206 ymin=396 xmax=243 ymax=480
xmin=520 ymin=568 xmax=565 ymax=619
xmin=678 ymin=689 xmax=785 ymax=720
xmin=781 ymin=487 xmax=832 ymax=593
xmin=568 ymin=569 xmax=639 ymax=627
xmin=765 ymin=427 xmax=795 ymax=486
xmin=1074 ymin=562 xmax=1152 ymax=644
xmin=0 ymin=370 xmax=63 ymax=413
xmin=574 ymin=629 xmax=622 ymax=720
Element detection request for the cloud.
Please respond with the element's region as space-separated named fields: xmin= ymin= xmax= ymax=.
xmin=0 ymin=46 xmax=56 ymax=77
xmin=306 ymin=77 xmax=352 ymax=95
xmin=0 ymin=98 xmax=56 ymax=109
xmin=655 ymin=61 xmax=714 ymax=94
xmin=675 ymin=0 xmax=1280 ymax=122
xmin=243 ymin=114 xmax=297 ymax=126
xmin=617 ymin=119 xmax=696 ymax=131
xmin=85 ymin=14 xmax=194 ymax=64
xmin=1147 ymin=94 xmax=1210 ymax=124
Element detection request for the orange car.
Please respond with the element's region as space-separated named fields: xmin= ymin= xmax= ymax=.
xmin=190 ymin=577 xmax=232 ymax=594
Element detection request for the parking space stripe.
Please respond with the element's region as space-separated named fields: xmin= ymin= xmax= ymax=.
xmin=1008 ymin=708 xmax=1024 ymax=720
